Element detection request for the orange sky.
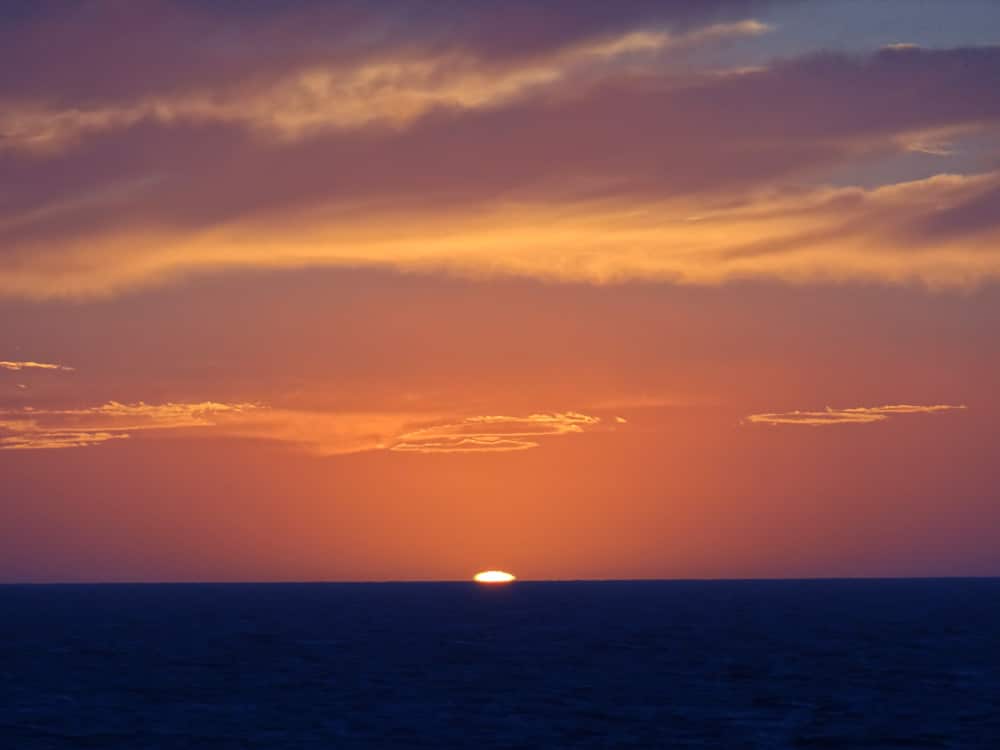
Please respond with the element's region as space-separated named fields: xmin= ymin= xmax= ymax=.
xmin=2 ymin=1 xmax=999 ymax=581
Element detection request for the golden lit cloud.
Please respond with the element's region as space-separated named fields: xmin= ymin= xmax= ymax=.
xmin=211 ymin=410 xmax=605 ymax=455
xmin=3 ymin=169 xmax=999 ymax=300
xmin=4 ymin=37 xmax=1000 ymax=299
xmin=0 ymin=360 xmax=74 ymax=372
xmin=0 ymin=402 xmax=604 ymax=455
xmin=390 ymin=412 xmax=601 ymax=453
xmin=209 ymin=408 xmax=435 ymax=456
xmin=0 ymin=21 xmax=767 ymax=154
xmin=0 ymin=422 xmax=128 ymax=451
xmin=0 ymin=401 xmax=259 ymax=450
xmin=745 ymin=404 xmax=968 ymax=426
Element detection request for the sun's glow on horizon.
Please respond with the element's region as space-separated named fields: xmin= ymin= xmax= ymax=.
xmin=473 ymin=570 xmax=516 ymax=584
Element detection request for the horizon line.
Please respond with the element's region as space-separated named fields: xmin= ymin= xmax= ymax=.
xmin=2 ymin=575 xmax=999 ymax=586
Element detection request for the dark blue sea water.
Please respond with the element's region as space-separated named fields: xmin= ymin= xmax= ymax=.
xmin=1 ymin=579 xmax=998 ymax=748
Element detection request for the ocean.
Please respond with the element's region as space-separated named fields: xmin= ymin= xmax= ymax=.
xmin=1 ymin=579 xmax=997 ymax=748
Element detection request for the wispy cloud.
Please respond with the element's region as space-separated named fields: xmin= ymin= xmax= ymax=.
xmin=0 ymin=22 xmax=767 ymax=154
xmin=0 ymin=422 xmax=128 ymax=451
xmin=2 ymin=24 xmax=1000 ymax=298
xmin=745 ymin=404 xmax=968 ymax=426
xmin=390 ymin=412 xmax=601 ymax=453
xmin=0 ymin=360 xmax=74 ymax=372
xmin=0 ymin=402 xmax=605 ymax=454
xmin=4 ymin=167 xmax=1000 ymax=300
xmin=0 ymin=401 xmax=258 ymax=450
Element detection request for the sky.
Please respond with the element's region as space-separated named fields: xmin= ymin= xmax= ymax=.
xmin=2 ymin=0 xmax=999 ymax=582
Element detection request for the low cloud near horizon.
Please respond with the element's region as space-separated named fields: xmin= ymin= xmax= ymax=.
xmin=0 ymin=399 xmax=610 ymax=455
xmin=0 ymin=360 xmax=74 ymax=372
xmin=745 ymin=404 xmax=968 ymax=426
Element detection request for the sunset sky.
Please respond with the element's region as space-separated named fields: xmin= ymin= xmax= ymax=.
xmin=2 ymin=0 xmax=999 ymax=582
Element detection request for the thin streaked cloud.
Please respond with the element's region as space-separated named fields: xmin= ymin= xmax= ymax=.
xmin=390 ymin=412 xmax=601 ymax=453
xmin=0 ymin=402 xmax=606 ymax=455
xmin=5 ymin=168 xmax=1000 ymax=300
xmin=745 ymin=404 xmax=968 ymax=426
xmin=0 ymin=22 xmax=767 ymax=154
xmin=0 ymin=360 xmax=74 ymax=372
xmin=0 ymin=401 xmax=259 ymax=450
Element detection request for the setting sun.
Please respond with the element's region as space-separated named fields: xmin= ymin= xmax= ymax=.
xmin=473 ymin=570 xmax=516 ymax=584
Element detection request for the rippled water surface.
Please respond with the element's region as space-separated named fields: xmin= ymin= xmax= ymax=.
xmin=2 ymin=579 xmax=998 ymax=748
